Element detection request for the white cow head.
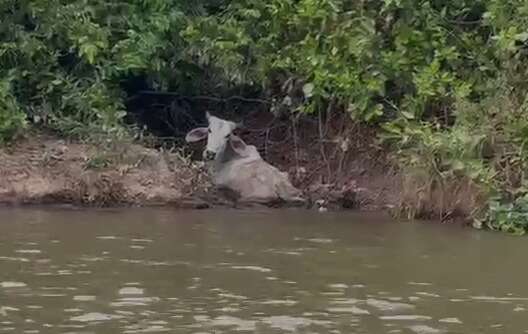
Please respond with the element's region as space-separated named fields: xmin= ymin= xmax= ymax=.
xmin=185 ymin=112 xmax=247 ymax=161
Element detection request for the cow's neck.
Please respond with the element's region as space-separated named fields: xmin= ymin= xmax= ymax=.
xmin=218 ymin=142 xmax=240 ymax=164
xmin=210 ymin=143 xmax=257 ymax=174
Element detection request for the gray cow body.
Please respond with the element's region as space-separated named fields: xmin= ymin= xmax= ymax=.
xmin=186 ymin=113 xmax=303 ymax=204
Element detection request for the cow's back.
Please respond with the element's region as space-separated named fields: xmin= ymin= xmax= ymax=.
xmin=213 ymin=156 xmax=301 ymax=202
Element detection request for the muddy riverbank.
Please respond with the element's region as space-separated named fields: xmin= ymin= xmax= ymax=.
xmin=0 ymin=132 xmax=210 ymax=208
xmin=0 ymin=121 xmax=402 ymax=211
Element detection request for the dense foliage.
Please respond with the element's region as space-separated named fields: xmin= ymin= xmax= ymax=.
xmin=0 ymin=0 xmax=219 ymax=140
xmin=3 ymin=0 xmax=528 ymax=232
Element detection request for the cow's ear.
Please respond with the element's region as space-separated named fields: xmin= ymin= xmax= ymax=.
xmin=229 ymin=135 xmax=249 ymax=156
xmin=185 ymin=127 xmax=208 ymax=143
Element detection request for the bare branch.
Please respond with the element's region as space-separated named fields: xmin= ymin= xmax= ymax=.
xmin=128 ymin=90 xmax=271 ymax=105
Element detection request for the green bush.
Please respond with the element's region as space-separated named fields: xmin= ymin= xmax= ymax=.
xmin=482 ymin=196 xmax=528 ymax=235
xmin=0 ymin=0 xmax=508 ymax=134
xmin=0 ymin=73 xmax=26 ymax=143
xmin=0 ymin=0 xmax=222 ymax=141
xmin=183 ymin=0 xmax=492 ymax=120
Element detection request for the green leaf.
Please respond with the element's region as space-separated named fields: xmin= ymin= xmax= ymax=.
xmin=401 ymin=111 xmax=415 ymax=120
xmin=303 ymin=83 xmax=315 ymax=98
xmin=515 ymin=32 xmax=528 ymax=41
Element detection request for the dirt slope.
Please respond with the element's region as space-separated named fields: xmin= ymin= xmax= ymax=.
xmin=0 ymin=117 xmax=402 ymax=211
xmin=0 ymin=132 xmax=211 ymax=208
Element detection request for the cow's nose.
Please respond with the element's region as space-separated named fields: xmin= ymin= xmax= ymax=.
xmin=203 ymin=150 xmax=216 ymax=161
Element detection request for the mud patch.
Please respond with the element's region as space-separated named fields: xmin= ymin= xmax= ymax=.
xmin=0 ymin=131 xmax=211 ymax=208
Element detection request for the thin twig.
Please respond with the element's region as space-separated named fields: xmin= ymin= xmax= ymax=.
xmin=319 ymin=104 xmax=332 ymax=183
xmin=128 ymin=90 xmax=271 ymax=105
xmin=292 ymin=116 xmax=300 ymax=176
xmin=265 ymin=128 xmax=270 ymax=158
xmin=445 ymin=19 xmax=482 ymax=25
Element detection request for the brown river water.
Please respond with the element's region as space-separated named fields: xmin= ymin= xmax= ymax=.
xmin=0 ymin=208 xmax=527 ymax=333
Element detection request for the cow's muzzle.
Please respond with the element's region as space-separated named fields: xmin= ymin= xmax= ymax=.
xmin=203 ymin=150 xmax=216 ymax=161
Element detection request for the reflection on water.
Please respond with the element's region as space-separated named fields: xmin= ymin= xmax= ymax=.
xmin=0 ymin=208 xmax=527 ymax=333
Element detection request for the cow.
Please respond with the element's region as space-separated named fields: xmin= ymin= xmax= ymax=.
xmin=185 ymin=112 xmax=304 ymax=205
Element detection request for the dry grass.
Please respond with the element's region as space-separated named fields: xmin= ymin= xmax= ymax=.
xmin=397 ymin=174 xmax=487 ymax=223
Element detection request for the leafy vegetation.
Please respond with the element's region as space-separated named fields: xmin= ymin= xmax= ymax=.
xmin=0 ymin=73 xmax=27 ymax=143
xmin=0 ymin=0 xmax=216 ymax=140
xmin=3 ymin=0 xmax=528 ymax=232
xmin=481 ymin=196 xmax=528 ymax=235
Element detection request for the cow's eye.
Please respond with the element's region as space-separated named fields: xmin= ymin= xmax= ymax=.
xmin=208 ymin=129 xmax=211 ymax=133
xmin=225 ymin=134 xmax=230 ymax=139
